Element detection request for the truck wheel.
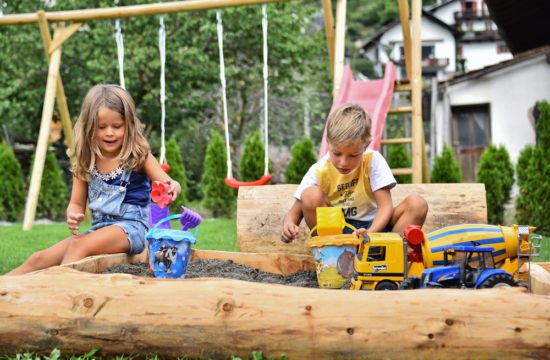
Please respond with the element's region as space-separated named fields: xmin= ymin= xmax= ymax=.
xmin=398 ymin=277 xmax=420 ymax=290
xmin=478 ymin=274 xmax=517 ymax=288
xmin=375 ymin=281 xmax=398 ymax=291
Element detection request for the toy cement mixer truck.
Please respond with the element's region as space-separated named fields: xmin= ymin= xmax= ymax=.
xmin=307 ymin=207 xmax=542 ymax=291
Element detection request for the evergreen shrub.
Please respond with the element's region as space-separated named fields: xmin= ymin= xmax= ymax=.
xmin=0 ymin=141 xmax=25 ymax=221
xmin=29 ymin=149 xmax=68 ymax=221
xmin=201 ymin=131 xmax=234 ymax=217
xmin=285 ymin=137 xmax=316 ymax=184
xmin=240 ymin=131 xmax=271 ymax=183
xmin=386 ymin=131 xmax=412 ymax=184
xmin=476 ymin=144 xmax=514 ymax=224
xmin=430 ymin=143 xmax=462 ymax=183
xmin=164 ymin=138 xmax=189 ymax=214
xmin=516 ymin=101 xmax=550 ymax=235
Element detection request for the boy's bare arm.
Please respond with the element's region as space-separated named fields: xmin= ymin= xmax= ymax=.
xmin=367 ymin=187 xmax=394 ymax=233
xmin=281 ymin=200 xmax=303 ymax=243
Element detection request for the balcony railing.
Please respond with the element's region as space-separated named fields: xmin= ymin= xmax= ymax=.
xmin=454 ymin=10 xmax=491 ymax=21
xmin=396 ymin=57 xmax=449 ymax=69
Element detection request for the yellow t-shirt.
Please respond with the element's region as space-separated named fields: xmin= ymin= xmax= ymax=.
xmin=294 ymin=150 xmax=396 ymax=221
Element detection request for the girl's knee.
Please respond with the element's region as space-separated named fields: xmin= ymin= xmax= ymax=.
xmin=27 ymin=250 xmax=48 ymax=267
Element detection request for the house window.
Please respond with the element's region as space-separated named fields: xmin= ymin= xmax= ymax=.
xmin=451 ymin=104 xmax=491 ymax=182
xmin=422 ymin=45 xmax=435 ymax=60
xmin=457 ymin=46 xmax=463 ymax=56
xmin=497 ymin=43 xmax=509 ymax=54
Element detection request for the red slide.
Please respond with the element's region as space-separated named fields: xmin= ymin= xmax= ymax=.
xmin=318 ymin=62 xmax=396 ymax=159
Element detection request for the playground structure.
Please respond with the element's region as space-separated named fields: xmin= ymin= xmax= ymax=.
xmin=0 ymin=0 xmax=427 ymax=230
xmin=1 ymin=1 xmax=549 ymax=358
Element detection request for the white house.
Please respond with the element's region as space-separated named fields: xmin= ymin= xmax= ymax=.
xmin=361 ymin=10 xmax=457 ymax=81
xmin=433 ymin=46 xmax=550 ymax=182
xmin=428 ymin=0 xmax=513 ymax=72
xmin=360 ymin=0 xmax=513 ymax=80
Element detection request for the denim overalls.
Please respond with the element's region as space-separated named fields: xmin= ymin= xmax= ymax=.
xmin=85 ymin=168 xmax=150 ymax=254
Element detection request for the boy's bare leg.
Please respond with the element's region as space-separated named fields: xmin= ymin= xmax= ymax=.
xmin=301 ymin=186 xmax=331 ymax=229
xmin=391 ymin=194 xmax=428 ymax=234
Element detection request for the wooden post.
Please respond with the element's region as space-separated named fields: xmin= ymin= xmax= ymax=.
xmin=410 ymin=0 xmax=423 ymax=183
xmin=22 ymin=25 xmax=63 ymax=231
xmin=37 ymin=11 xmax=78 ymax=151
xmin=332 ymin=0 xmax=347 ymax=98
xmin=398 ymin=0 xmax=412 ymax=80
xmin=321 ymin=0 xmax=335 ymax=78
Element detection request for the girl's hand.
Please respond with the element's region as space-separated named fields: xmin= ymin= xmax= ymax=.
xmin=67 ymin=212 xmax=85 ymax=235
xmin=166 ymin=179 xmax=181 ymax=200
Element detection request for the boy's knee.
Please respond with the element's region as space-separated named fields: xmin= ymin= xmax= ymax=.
xmin=301 ymin=186 xmax=328 ymax=211
xmin=406 ymin=194 xmax=428 ymax=217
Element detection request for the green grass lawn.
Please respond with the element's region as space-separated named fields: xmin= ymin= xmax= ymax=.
xmin=0 ymin=218 xmax=236 ymax=275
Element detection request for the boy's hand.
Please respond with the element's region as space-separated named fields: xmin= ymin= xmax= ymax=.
xmin=281 ymin=222 xmax=301 ymax=243
xmin=67 ymin=213 xmax=85 ymax=235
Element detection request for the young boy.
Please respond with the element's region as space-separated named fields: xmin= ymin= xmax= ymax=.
xmin=281 ymin=103 xmax=428 ymax=242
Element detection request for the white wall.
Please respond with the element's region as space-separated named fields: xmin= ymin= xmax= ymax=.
xmin=372 ymin=18 xmax=456 ymax=80
xmin=462 ymin=42 xmax=513 ymax=71
xmin=435 ymin=56 xmax=550 ymax=165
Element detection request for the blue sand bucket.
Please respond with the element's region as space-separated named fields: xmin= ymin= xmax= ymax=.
xmin=146 ymin=209 xmax=201 ymax=279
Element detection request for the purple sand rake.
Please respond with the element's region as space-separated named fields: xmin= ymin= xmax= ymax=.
xmin=180 ymin=206 xmax=202 ymax=231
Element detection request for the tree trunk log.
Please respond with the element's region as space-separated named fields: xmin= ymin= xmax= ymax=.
xmin=237 ymin=184 xmax=487 ymax=255
xmin=1 ymin=267 xmax=548 ymax=358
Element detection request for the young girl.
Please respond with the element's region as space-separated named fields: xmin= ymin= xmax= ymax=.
xmin=8 ymin=84 xmax=180 ymax=275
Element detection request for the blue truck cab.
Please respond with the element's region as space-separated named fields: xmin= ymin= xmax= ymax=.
xmin=402 ymin=246 xmax=517 ymax=289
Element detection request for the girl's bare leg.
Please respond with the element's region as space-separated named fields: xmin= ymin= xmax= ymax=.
xmin=60 ymin=225 xmax=130 ymax=264
xmin=7 ymin=236 xmax=72 ymax=275
xmin=7 ymin=225 xmax=130 ymax=275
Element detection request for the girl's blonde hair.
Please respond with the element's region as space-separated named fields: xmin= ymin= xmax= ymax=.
xmin=70 ymin=84 xmax=150 ymax=180
xmin=326 ymin=103 xmax=371 ymax=147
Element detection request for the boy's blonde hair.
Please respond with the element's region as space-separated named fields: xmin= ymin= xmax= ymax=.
xmin=70 ymin=84 xmax=150 ymax=180
xmin=326 ymin=103 xmax=371 ymax=147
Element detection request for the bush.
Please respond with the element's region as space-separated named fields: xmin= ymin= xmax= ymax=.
xmin=285 ymin=137 xmax=316 ymax=184
xmin=516 ymin=101 xmax=550 ymax=234
xmin=386 ymin=131 xmax=412 ymax=183
xmin=430 ymin=143 xmax=462 ymax=183
xmin=164 ymin=138 xmax=189 ymax=214
xmin=476 ymin=144 xmax=514 ymax=224
xmin=29 ymin=149 xmax=68 ymax=221
xmin=515 ymin=145 xmax=534 ymax=189
xmin=0 ymin=141 xmax=25 ymax=221
xmin=201 ymin=131 xmax=234 ymax=217
xmin=240 ymin=131 xmax=271 ymax=183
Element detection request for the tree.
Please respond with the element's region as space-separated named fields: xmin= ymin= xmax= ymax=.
xmin=430 ymin=144 xmax=462 ymax=183
xmin=386 ymin=129 xmax=412 ymax=184
xmin=29 ymin=149 xmax=68 ymax=221
xmin=476 ymin=144 xmax=514 ymax=225
xmin=516 ymin=101 xmax=550 ymax=235
xmin=240 ymin=131 xmax=271 ymax=183
xmin=201 ymin=131 xmax=234 ymax=217
xmin=285 ymin=138 xmax=317 ymax=184
xmin=0 ymin=141 xmax=25 ymax=221
xmin=163 ymin=138 xmax=188 ymax=214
